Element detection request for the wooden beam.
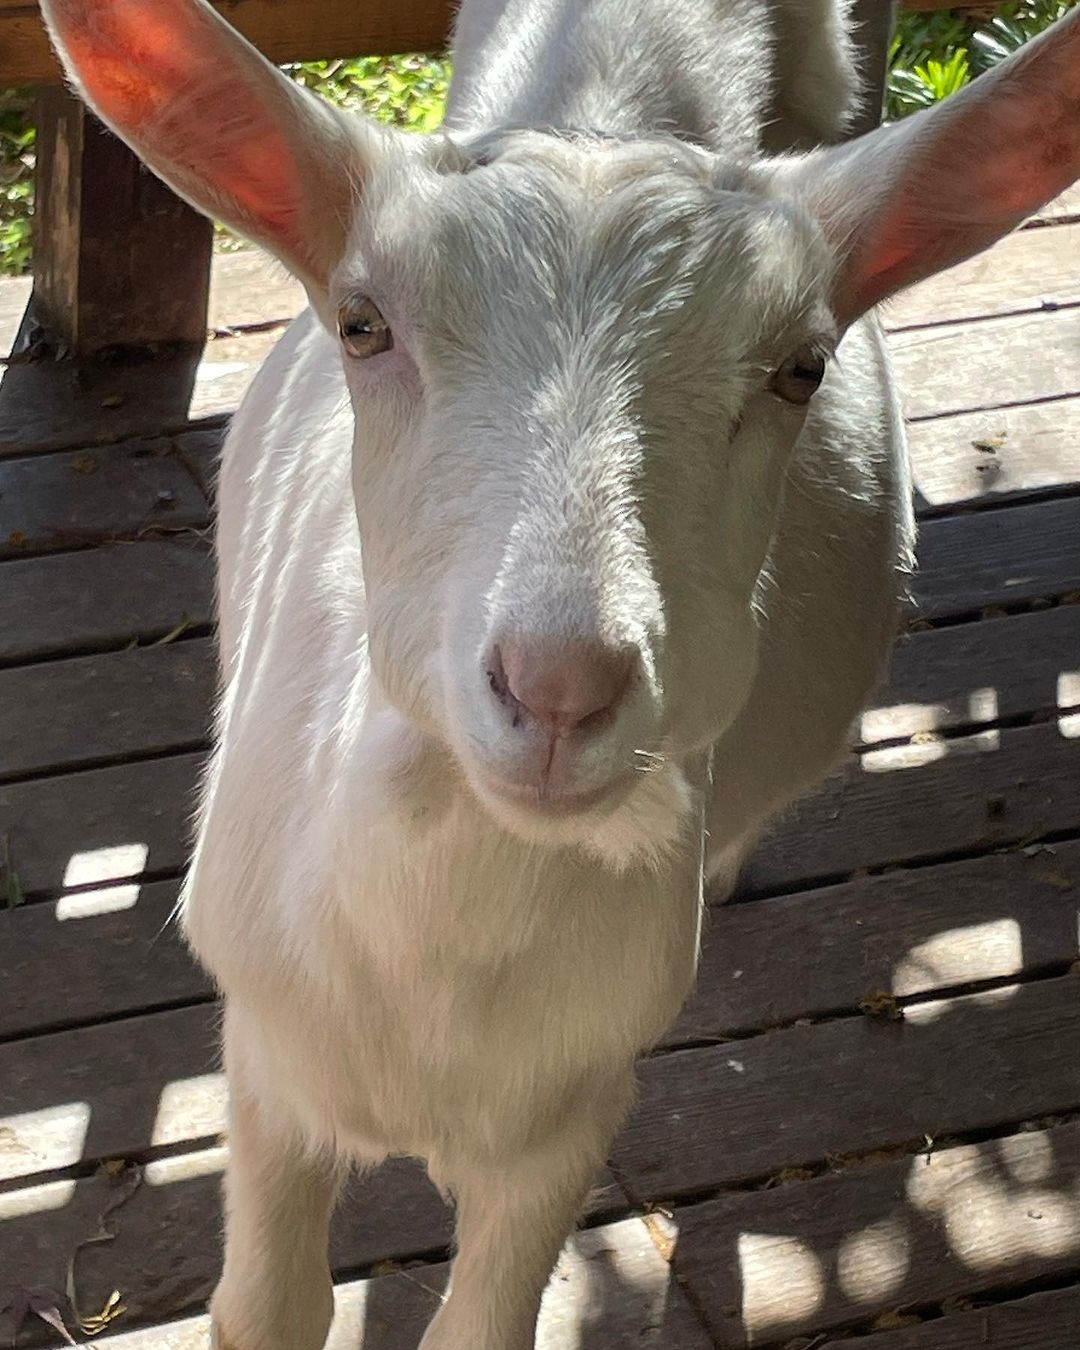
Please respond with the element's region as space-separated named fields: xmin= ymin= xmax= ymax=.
xmin=0 ymin=0 xmax=1024 ymax=86
xmin=0 ymin=0 xmax=456 ymax=86
xmin=31 ymin=85 xmax=213 ymax=354
xmin=848 ymin=0 xmax=898 ymax=136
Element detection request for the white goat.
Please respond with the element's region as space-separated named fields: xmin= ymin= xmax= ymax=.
xmin=40 ymin=0 xmax=1080 ymax=1346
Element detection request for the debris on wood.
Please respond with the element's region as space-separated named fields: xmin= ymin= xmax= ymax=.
xmin=641 ymin=1211 xmax=676 ymax=1261
xmin=972 ymin=436 xmax=1004 ymax=454
xmin=871 ymin=1309 xmax=922 ymax=1331
xmin=0 ymin=1285 xmax=77 ymax=1345
xmin=67 ymin=1163 xmax=143 ymax=1337
xmin=100 ymin=394 xmax=125 ymax=409
xmin=859 ymin=989 xmax=905 ymax=1022
xmin=70 ymin=454 xmax=99 ymax=474
xmin=149 ymin=613 xmax=193 ymax=647
xmin=763 ymin=1165 xmax=815 ymax=1189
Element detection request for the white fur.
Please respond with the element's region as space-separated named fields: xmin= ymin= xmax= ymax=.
xmin=165 ymin=3 xmax=922 ymax=1347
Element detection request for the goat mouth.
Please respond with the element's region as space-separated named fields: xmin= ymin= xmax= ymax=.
xmin=473 ymin=768 xmax=635 ymax=819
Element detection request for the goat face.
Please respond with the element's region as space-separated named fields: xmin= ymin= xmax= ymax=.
xmin=335 ymin=134 xmax=836 ymax=861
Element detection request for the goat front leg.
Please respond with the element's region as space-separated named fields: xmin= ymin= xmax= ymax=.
xmin=420 ymin=1101 xmax=630 ymax=1350
xmin=210 ymin=1014 xmax=340 ymax=1350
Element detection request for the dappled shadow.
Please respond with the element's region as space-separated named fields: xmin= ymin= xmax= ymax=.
xmin=654 ymin=951 xmax=1080 ymax=1346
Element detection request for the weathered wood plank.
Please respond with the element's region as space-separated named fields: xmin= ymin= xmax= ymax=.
xmin=914 ymin=495 xmax=1080 ymax=618
xmin=905 ymin=396 xmax=1080 ymax=510
xmin=0 ymin=639 xmax=216 ymax=781
xmin=0 ymin=251 xmax=299 ymax=356
xmin=616 ymin=974 xmax=1080 ymax=1201
xmin=2 ymin=1155 xmax=453 ymax=1347
xmin=4 ymin=834 xmax=1077 ymax=1049
xmin=0 ymin=352 xmax=208 ymax=459
xmin=0 ymin=539 xmax=214 ymax=665
xmin=3 ymin=713 xmax=1076 ymax=907
xmin=0 ymin=0 xmax=456 ymax=85
xmin=3 ymin=600 xmax=1073 ymax=786
xmin=673 ymin=1122 xmax=1080 ymax=1348
xmin=739 ymin=720 xmax=1080 ymax=898
xmin=0 ymin=752 xmax=203 ymax=899
xmin=0 ymin=432 xmax=219 ymax=559
xmin=6 ymin=969 xmax=1079 ymax=1206
xmin=870 ymin=603 xmax=1080 ymax=744
xmin=7 ymin=978 xmax=1079 ymax=1339
xmin=5 ymin=1210 xmax=706 ymax=1350
xmin=33 ymin=87 xmax=213 ymax=355
xmin=891 ymin=309 xmax=1080 ymax=422
xmin=818 ymin=1286 xmax=1080 ymax=1350
xmin=1 ymin=472 xmax=1075 ymax=672
xmin=1 ymin=1002 xmax=223 ymax=1182
xmin=0 ymin=879 xmax=209 ymax=1041
xmin=0 ymin=331 xmax=284 ymax=458
xmin=676 ymin=840 xmax=1080 ymax=1043
xmin=886 ymin=221 xmax=1080 ymax=330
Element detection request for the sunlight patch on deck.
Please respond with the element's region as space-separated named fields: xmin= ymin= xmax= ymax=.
xmin=837 ymin=1215 xmax=910 ymax=1305
xmin=0 ymin=1177 xmax=77 ymax=1220
xmin=1059 ymin=671 xmax=1080 ymax=737
xmin=999 ymin=1132 xmax=1054 ymax=1186
xmin=150 ymin=1073 xmax=228 ymax=1148
xmin=56 ymin=881 xmax=141 ymax=921
xmin=860 ymin=701 xmax=945 ymax=744
xmin=893 ymin=918 xmax=1022 ymax=997
xmin=908 ymin=1136 xmax=1080 ymax=1272
xmin=62 ymin=842 xmax=149 ymax=889
xmin=146 ymin=1145 xmax=228 ymax=1187
xmin=0 ymin=1102 xmax=90 ymax=1182
xmin=738 ymin=1232 xmax=823 ymax=1333
xmin=860 ymin=686 xmax=1003 ymax=772
xmin=76 ymin=1215 xmax=679 ymax=1347
xmin=904 ymin=983 xmax=1019 ymax=1026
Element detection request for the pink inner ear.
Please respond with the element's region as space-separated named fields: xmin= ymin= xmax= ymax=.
xmin=836 ymin=10 xmax=1080 ymax=321
xmin=54 ymin=0 xmax=305 ymax=253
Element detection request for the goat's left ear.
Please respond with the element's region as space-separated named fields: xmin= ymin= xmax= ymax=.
xmin=777 ymin=6 xmax=1080 ymax=327
xmin=39 ymin=0 xmax=385 ymax=292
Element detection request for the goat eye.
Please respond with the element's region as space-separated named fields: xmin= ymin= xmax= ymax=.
xmin=338 ymin=299 xmax=393 ymax=359
xmin=772 ymin=345 xmax=827 ymax=405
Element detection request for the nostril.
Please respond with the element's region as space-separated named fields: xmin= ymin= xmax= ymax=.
xmin=490 ymin=638 xmax=634 ymax=733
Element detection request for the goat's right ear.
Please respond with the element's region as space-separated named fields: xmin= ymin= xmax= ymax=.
xmin=777 ymin=5 xmax=1080 ymax=327
xmin=39 ymin=0 xmax=381 ymax=292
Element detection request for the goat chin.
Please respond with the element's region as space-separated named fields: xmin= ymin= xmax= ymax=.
xmin=465 ymin=753 xmax=699 ymax=872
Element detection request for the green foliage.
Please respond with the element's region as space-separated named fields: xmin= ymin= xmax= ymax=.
xmin=0 ymin=4 xmax=1075 ymax=276
xmin=285 ymin=53 xmax=450 ymax=132
xmin=886 ymin=0 xmax=1075 ymax=118
xmin=0 ymin=87 xmax=34 ymax=276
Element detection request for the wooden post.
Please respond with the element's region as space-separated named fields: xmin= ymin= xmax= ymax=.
xmin=849 ymin=0 xmax=899 ymax=136
xmin=31 ymin=85 xmax=213 ymax=357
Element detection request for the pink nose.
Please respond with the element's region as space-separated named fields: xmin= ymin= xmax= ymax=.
xmin=491 ymin=639 xmax=634 ymax=732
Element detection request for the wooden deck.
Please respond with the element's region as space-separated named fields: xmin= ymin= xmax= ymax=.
xmin=2 ymin=185 xmax=1080 ymax=1350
